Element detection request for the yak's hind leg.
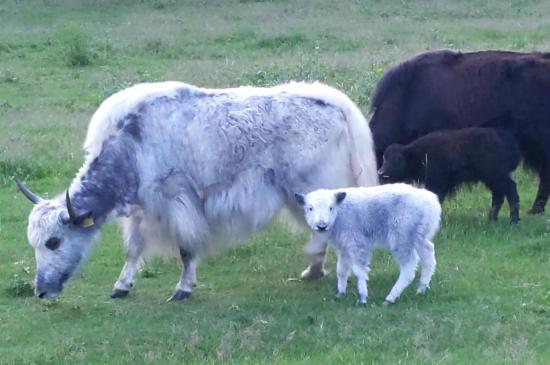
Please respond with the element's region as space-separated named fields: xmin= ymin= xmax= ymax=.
xmin=169 ymin=248 xmax=197 ymax=301
xmin=415 ymin=239 xmax=436 ymax=294
xmin=112 ymin=215 xmax=146 ymax=298
xmin=385 ymin=250 xmax=419 ymax=304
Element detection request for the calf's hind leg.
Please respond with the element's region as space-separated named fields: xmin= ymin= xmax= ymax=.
xmin=415 ymin=240 xmax=436 ymax=294
xmin=504 ymin=177 xmax=520 ymax=224
xmin=530 ymin=164 xmax=550 ymax=214
xmin=488 ymin=191 xmax=504 ymax=221
xmin=385 ymin=251 xmax=419 ymax=304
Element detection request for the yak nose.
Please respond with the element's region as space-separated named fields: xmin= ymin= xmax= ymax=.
xmin=37 ymin=292 xmax=47 ymax=299
xmin=316 ymin=224 xmax=328 ymax=232
xmin=377 ymin=168 xmax=384 ymax=175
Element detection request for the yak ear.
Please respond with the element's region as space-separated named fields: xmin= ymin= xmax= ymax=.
xmin=73 ymin=211 xmax=95 ymax=228
xmin=335 ymin=191 xmax=347 ymax=205
xmin=294 ymin=193 xmax=306 ymax=206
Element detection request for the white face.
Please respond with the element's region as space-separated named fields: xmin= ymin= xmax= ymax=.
xmin=296 ymin=190 xmax=346 ymax=233
xmin=27 ymin=199 xmax=97 ymax=299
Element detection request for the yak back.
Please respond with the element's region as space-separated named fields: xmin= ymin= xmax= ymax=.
xmin=369 ymin=49 xmax=550 ymax=166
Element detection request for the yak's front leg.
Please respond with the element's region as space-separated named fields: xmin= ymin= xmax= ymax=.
xmin=112 ymin=216 xmax=145 ymax=298
xmin=300 ymin=233 xmax=328 ymax=280
xmin=168 ymin=248 xmax=197 ymax=301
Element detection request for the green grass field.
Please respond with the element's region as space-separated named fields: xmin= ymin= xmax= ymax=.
xmin=1 ymin=1 xmax=549 ymax=364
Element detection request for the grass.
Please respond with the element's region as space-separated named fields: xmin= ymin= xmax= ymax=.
xmin=0 ymin=0 xmax=549 ymax=364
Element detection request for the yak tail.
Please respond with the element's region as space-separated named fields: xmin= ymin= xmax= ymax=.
xmin=280 ymin=82 xmax=379 ymax=187
xmin=342 ymin=101 xmax=379 ymax=187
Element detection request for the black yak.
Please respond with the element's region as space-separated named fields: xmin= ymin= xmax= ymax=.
xmin=378 ymin=128 xmax=521 ymax=224
xmin=370 ymin=50 xmax=550 ymax=214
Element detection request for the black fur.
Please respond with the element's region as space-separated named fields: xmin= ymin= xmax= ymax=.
xmin=370 ymin=50 xmax=550 ymax=214
xmin=379 ymin=128 xmax=521 ymax=224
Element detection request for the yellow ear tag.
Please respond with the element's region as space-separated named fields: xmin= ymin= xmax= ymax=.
xmin=82 ymin=217 xmax=94 ymax=228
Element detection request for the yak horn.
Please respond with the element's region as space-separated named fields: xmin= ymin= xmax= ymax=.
xmin=15 ymin=176 xmax=42 ymax=204
xmin=66 ymin=191 xmax=77 ymax=221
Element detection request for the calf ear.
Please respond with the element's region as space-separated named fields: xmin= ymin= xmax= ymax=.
xmin=294 ymin=193 xmax=306 ymax=206
xmin=335 ymin=191 xmax=346 ymax=205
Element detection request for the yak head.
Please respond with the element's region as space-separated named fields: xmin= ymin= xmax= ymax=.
xmin=295 ymin=189 xmax=347 ymax=233
xmin=16 ymin=177 xmax=98 ymax=299
xmin=378 ymin=144 xmax=408 ymax=182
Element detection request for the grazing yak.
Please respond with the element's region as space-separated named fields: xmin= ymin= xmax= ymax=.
xmin=16 ymin=81 xmax=378 ymax=300
xmin=295 ymin=184 xmax=441 ymax=305
xmin=370 ymin=49 xmax=550 ymax=214
xmin=378 ymin=128 xmax=521 ymax=224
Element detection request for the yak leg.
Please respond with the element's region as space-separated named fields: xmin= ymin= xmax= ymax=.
xmin=112 ymin=216 xmax=146 ymax=298
xmin=300 ymin=233 xmax=328 ymax=280
xmin=168 ymin=248 xmax=197 ymax=301
xmin=530 ymin=165 xmax=550 ymax=214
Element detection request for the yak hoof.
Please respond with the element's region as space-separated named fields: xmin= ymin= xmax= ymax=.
xmin=110 ymin=289 xmax=129 ymax=299
xmin=356 ymin=299 xmax=367 ymax=307
xmin=300 ymin=266 xmax=327 ymax=281
xmin=383 ymin=300 xmax=394 ymax=306
xmin=168 ymin=290 xmax=192 ymax=302
xmin=510 ymin=218 xmax=520 ymax=225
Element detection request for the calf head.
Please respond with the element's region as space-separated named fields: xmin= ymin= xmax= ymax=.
xmin=295 ymin=190 xmax=346 ymax=233
xmin=16 ymin=177 xmax=98 ymax=299
xmin=378 ymin=144 xmax=408 ymax=182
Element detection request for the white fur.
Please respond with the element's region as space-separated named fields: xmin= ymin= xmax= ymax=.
xmin=298 ymin=183 xmax=441 ymax=305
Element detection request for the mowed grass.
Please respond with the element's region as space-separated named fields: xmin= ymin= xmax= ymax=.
xmin=1 ymin=0 xmax=549 ymax=364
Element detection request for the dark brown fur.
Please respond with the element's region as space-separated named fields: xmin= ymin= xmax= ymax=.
xmin=378 ymin=128 xmax=520 ymax=223
xmin=370 ymin=50 xmax=550 ymax=214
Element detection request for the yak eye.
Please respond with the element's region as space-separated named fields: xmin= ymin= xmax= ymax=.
xmin=330 ymin=206 xmax=334 ymax=211
xmin=45 ymin=237 xmax=61 ymax=251
xmin=308 ymin=206 xmax=313 ymax=212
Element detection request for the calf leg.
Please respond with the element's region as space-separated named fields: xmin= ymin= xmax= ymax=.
xmin=488 ymin=191 xmax=504 ymax=221
xmin=334 ymin=253 xmax=351 ymax=299
xmin=530 ymin=165 xmax=550 ymax=214
xmin=385 ymin=251 xmax=419 ymax=304
xmin=112 ymin=216 xmax=145 ymax=298
xmin=300 ymin=233 xmax=328 ymax=280
xmin=504 ymin=178 xmax=520 ymax=224
xmin=169 ymin=248 xmax=197 ymax=301
xmin=352 ymin=264 xmax=370 ymax=305
xmin=415 ymin=240 xmax=436 ymax=294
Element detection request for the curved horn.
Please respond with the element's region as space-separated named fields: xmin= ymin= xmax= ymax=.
xmin=66 ymin=191 xmax=77 ymax=221
xmin=15 ymin=176 xmax=42 ymax=204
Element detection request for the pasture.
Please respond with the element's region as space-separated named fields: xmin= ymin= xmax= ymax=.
xmin=0 ymin=1 xmax=549 ymax=363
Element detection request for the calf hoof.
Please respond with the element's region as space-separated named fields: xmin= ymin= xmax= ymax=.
xmin=356 ymin=299 xmax=367 ymax=307
xmin=110 ymin=289 xmax=129 ymax=299
xmin=528 ymin=206 xmax=544 ymax=215
xmin=300 ymin=266 xmax=327 ymax=281
xmin=168 ymin=290 xmax=192 ymax=302
xmin=383 ymin=300 xmax=394 ymax=306
xmin=333 ymin=290 xmax=345 ymax=301
xmin=416 ymin=284 xmax=430 ymax=295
